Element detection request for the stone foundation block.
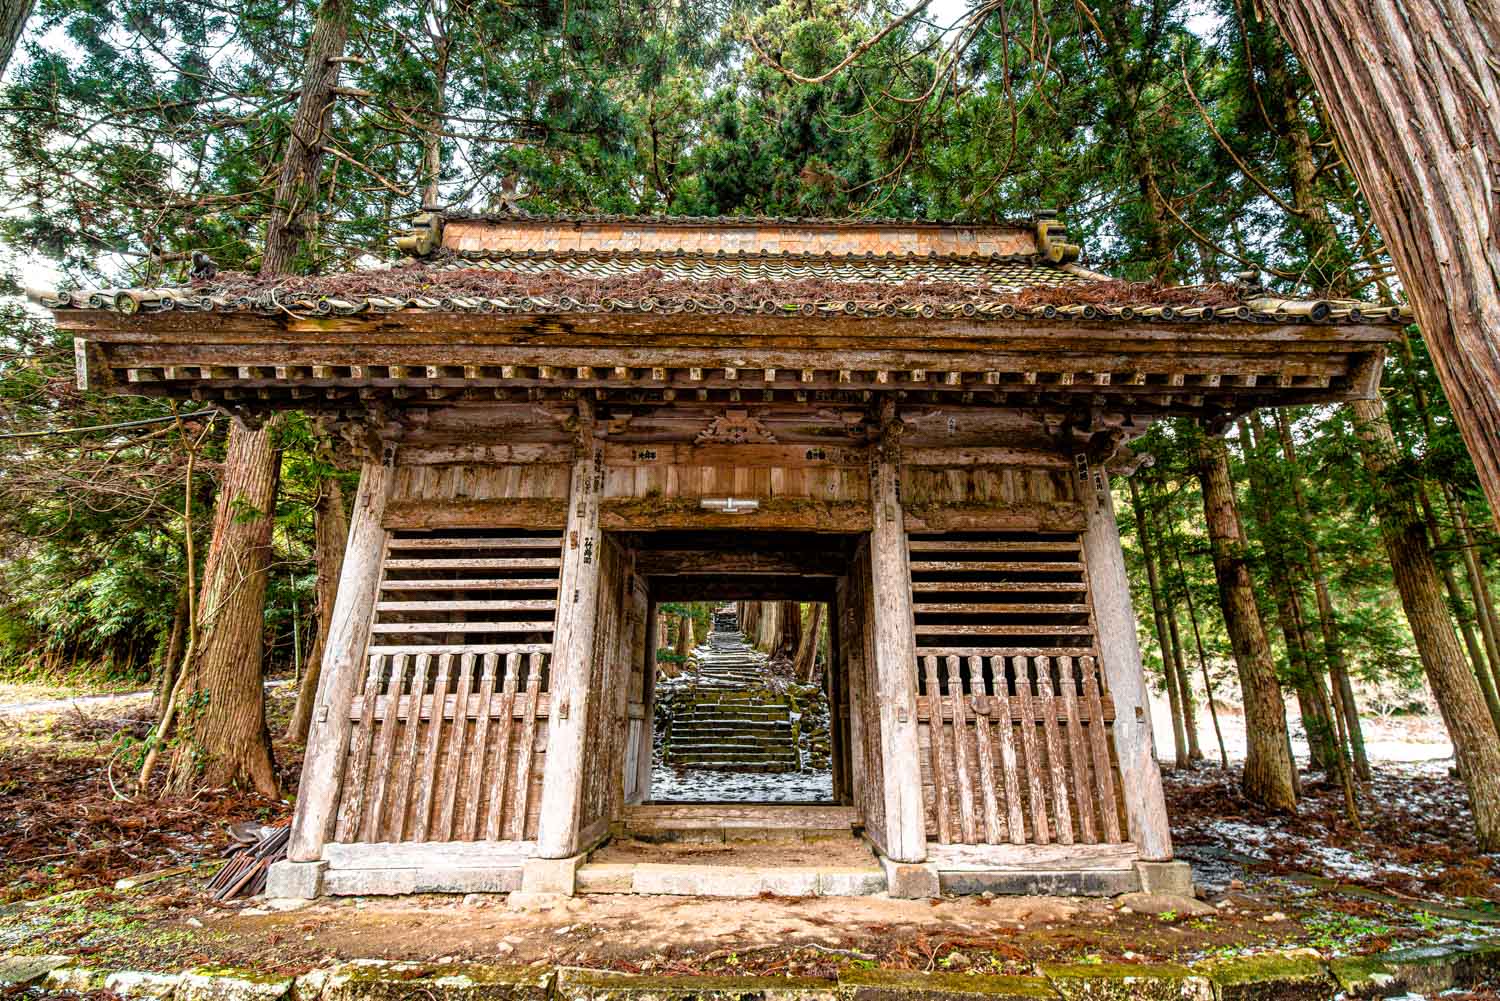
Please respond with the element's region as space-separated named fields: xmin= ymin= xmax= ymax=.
xmin=178 ymin=967 xmax=294 ymax=1001
xmin=815 ymin=867 xmax=886 ymax=897
xmin=1200 ymin=951 xmax=1335 ymax=1001
xmin=1132 ymin=859 xmax=1193 ymax=897
xmin=1040 ymin=962 xmax=1212 ymax=1000
xmin=881 ymin=858 xmax=939 ymax=899
xmin=0 ymin=955 xmax=70 ymax=986
xmin=838 ymin=969 xmax=1055 ymax=999
xmin=558 ymin=968 xmax=836 ymax=1000
xmin=265 ymin=860 xmax=327 ymax=900
xmin=1332 ymin=940 xmax=1500 ymax=998
xmin=631 ymin=864 xmax=819 ymax=897
xmin=44 ymin=968 xmax=107 ymax=992
xmin=521 ymin=854 xmax=586 ymax=896
xmin=314 ymin=960 xmax=553 ymax=1001
xmin=105 ymin=971 xmax=183 ymax=999
xmin=576 ymin=863 xmax=635 ymax=893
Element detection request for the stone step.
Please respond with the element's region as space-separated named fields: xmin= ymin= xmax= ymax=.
xmin=668 ymin=748 xmax=798 ymax=760
xmin=670 ymin=725 xmax=793 ymax=739
xmin=666 ymin=735 xmax=798 ymax=750
xmin=661 ymin=760 xmax=799 ymax=773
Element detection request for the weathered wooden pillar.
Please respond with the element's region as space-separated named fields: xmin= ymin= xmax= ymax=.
xmin=536 ymin=401 xmax=605 ymax=859
xmin=1079 ymin=460 xmax=1174 ymax=861
xmin=288 ymin=459 xmax=395 ymax=863
xmin=868 ymin=413 xmax=928 ymax=864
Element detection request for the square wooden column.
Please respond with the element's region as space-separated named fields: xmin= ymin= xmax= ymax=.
xmin=537 ymin=402 xmax=605 ymax=859
xmin=289 ymin=459 xmax=394 ymax=863
xmin=1079 ymin=461 xmax=1174 ymax=861
xmin=869 ymin=425 xmax=929 ymax=864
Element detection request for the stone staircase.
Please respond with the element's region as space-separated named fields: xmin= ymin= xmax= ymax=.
xmin=662 ymin=608 xmax=800 ymax=772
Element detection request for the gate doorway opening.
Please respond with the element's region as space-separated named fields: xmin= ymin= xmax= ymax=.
xmin=650 ymin=600 xmax=833 ymax=804
xmin=619 ymin=530 xmax=859 ymax=810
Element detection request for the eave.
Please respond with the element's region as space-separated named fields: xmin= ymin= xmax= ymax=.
xmin=57 ymin=307 xmax=1395 ymax=423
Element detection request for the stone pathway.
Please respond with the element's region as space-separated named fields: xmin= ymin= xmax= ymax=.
xmin=662 ymin=608 xmax=799 ymax=773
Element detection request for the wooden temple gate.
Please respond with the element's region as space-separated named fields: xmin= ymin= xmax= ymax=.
xmin=37 ymin=211 xmax=1403 ymax=894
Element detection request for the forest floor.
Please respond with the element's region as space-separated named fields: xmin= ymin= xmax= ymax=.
xmin=0 ymin=687 xmax=1496 ymax=989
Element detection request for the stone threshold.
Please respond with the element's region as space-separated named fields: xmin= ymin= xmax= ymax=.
xmin=7 ymin=943 xmax=1500 ymax=1000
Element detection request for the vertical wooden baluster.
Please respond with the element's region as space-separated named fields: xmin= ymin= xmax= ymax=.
xmin=461 ymin=654 xmax=498 ymax=840
xmin=946 ymin=654 xmax=977 ymax=843
xmin=335 ymin=653 xmax=383 ymax=843
xmin=484 ymin=653 xmax=521 ymax=840
xmin=1081 ymin=654 xmax=1123 ymax=842
xmin=923 ymin=655 xmax=952 ymax=844
xmin=1015 ymin=655 xmax=1051 ymax=844
xmin=970 ymin=655 xmax=1002 ymax=844
xmin=509 ymin=652 xmax=544 ymax=840
xmin=412 ymin=652 xmax=453 ymax=842
xmin=992 ymin=658 xmax=1026 ymax=844
xmin=1036 ymin=656 xmax=1074 ymax=845
xmin=363 ymin=653 xmax=408 ymax=841
xmin=1060 ymin=656 xmax=1097 ymax=842
xmin=389 ymin=653 xmax=432 ymax=842
xmin=436 ymin=652 xmax=475 ymax=841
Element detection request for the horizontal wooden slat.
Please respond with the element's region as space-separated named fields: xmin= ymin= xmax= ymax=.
xmin=913 ymin=602 xmax=1091 ymax=614
xmin=379 ymin=578 xmax=560 ymax=590
xmin=348 ymin=691 xmax=551 ymax=721
xmin=386 ymin=537 xmax=562 ymax=550
xmin=907 ymin=539 xmax=1080 ymax=553
xmin=369 ymin=621 xmax=555 ymax=634
xmin=916 ymin=693 xmax=1115 ymax=724
xmin=912 ymin=581 xmax=1086 ymax=592
xmin=913 ymin=624 xmax=1093 ymax=636
xmin=910 ymin=560 xmax=1084 ymax=573
xmin=915 ymin=646 xmax=1094 ymax=658
xmin=384 ymin=557 xmax=561 ymax=570
xmin=365 ymin=643 xmax=553 ymax=656
xmin=375 ymin=599 xmax=557 ymax=612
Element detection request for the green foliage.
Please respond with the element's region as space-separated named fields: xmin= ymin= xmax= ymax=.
xmin=0 ymin=0 xmax=1492 ymax=712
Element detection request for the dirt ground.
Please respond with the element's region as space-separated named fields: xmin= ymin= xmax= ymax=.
xmin=1 ymin=688 xmax=1498 ymax=981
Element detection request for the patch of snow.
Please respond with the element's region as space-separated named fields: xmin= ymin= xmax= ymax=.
xmin=649 ymin=764 xmax=833 ymax=803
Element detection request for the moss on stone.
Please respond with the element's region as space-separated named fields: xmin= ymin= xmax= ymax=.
xmin=1039 ymin=962 xmax=1210 ymax=1001
xmin=322 ymin=961 xmax=553 ymax=1001
xmin=557 ymin=966 xmax=836 ymax=999
xmin=836 ymin=968 xmax=1057 ymax=999
xmin=1197 ymin=952 xmax=1334 ymax=1001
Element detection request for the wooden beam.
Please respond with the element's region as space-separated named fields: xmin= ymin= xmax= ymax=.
xmin=868 ymin=420 xmax=928 ymax=864
xmin=536 ymin=402 xmax=606 ymax=859
xmin=288 ymin=461 xmax=394 ymax=862
xmin=633 ymin=549 xmax=848 ymax=576
xmin=1079 ymin=464 xmax=1173 ymax=861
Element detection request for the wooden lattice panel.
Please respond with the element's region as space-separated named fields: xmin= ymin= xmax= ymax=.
xmin=332 ymin=530 xmax=562 ymax=844
xmin=908 ymin=531 xmax=1124 ymax=847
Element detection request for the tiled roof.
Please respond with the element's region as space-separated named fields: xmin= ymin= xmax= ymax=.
xmin=31 ymin=212 xmax=1412 ymax=326
xmin=440 ymin=248 xmax=1087 ymax=292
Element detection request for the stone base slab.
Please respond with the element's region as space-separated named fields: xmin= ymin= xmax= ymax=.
xmin=880 ymin=858 xmax=940 ymax=899
xmin=264 ymin=860 xmax=326 ymax=900
xmin=521 ymin=853 xmax=587 ymax=895
xmin=1133 ymin=859 xmax=1194 ymax=897
xmin=5 ymin=946 xmax=1500 ymax=1001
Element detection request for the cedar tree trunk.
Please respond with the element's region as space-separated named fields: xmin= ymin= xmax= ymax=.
xmin=775 ymin=601 xmax=801 ymax=660
xmin=1197 ymin=436 xmax=1299 ymax=810
xmin=260 ymin=0 xmax=351 ymax=276
xmin=1352 ymin=397 xmax=1500 ymax=849
xmin=165 ymin=420 xmax=283 ymax=796
xmin=287 ymin=477 xmax=348 ymax=743
xmin=1129 ymin=477 xmax=1189 ymax=768
xmin=794 ymin=602 xmax=825 ymax=682
xmin=0 ymin=0 xmax=34 ymax=79
xmin=1261 ymin=0 xmax=1500 ymax=530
